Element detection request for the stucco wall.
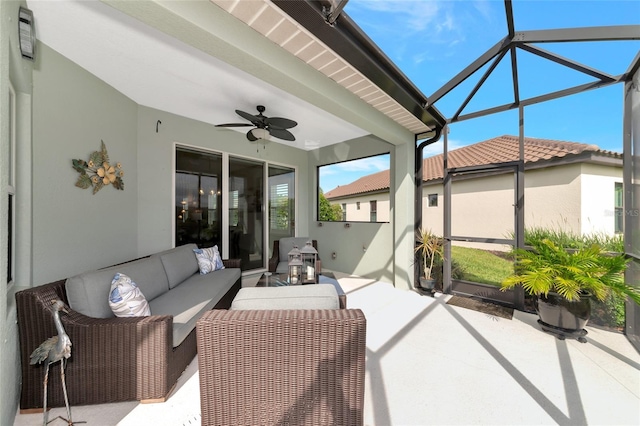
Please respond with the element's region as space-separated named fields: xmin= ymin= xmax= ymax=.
xmin=0 ymin=1 xmax=32 ymax=423
xmin=579 ymin=163 xmax=623 ymax=235
xmin=136 ymin=106 xmax=310 ymax=257
xmin=523 ymin=164 xmax=583 ymax=234
xmin=340 ymin=192 xmax=390 ymax=223
xmin=32 ymin=44 xmax=139 ymax=284
xmin=420 ymin=162 xmax=622 ymax=249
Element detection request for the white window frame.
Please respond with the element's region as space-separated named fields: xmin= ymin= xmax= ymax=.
xmin=7 ymin=83 xmax=16 ymax=287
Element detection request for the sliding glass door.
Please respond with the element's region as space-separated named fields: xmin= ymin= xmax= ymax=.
xmin=175 ymin=148 xmax=223 ymax=250
xmin=176 ymin=147 xmax=295 ymax=272
xmin=268 ymin=165 xmax=295 ymax=257
xmin=229 ymin=157 xmax=264 ymax=270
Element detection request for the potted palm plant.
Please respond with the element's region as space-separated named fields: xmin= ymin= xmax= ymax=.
xmin=415 ymin=228 xmax=443 ymax=292
xmin=501 ymin=238 xmax=639 ymax=341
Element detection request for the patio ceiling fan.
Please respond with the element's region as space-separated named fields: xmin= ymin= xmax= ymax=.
xmin=215 ymin=105 xmax=297 ymax=142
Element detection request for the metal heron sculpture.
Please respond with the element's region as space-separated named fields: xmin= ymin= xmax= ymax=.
xmin=30 ymin=299 xmax=74 ymax=426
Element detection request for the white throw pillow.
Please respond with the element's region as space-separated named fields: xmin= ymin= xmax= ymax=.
xmin=109 ymin=273 xmax=151 ymax=317
xmin=193 ymin=245 xmax=225 ymax=275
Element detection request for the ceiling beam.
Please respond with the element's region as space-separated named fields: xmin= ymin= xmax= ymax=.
xmin=452 ymin=49 xmax=509 ymax=121
xmin=428 ymin=36 xmax=512 ymax=106
xmin=517 ymin=44 xmax=616 ymax=81
xmin=512 ymin=25 xmax=640 ymax=43
xmin=450 ymin=76 xmax=624 ymax=123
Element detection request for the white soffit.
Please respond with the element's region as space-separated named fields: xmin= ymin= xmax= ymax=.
xmin=26 ymin=0 xmax=369 ymax=150
xmin=211 ymin=0 xmax=432 ymax=135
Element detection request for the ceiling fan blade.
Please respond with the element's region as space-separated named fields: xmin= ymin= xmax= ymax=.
xmin=215 ymin=123 xmax=253 ymax=127
xmin=266 ymin=117 xmax=297 ymax=129
xmin=269 ymin=128 xmax=296 ymax=141
xmin=246 ymin=129 xmax=259 ymax=142
xmin=236 ymin=109 xmax=263 ymax=125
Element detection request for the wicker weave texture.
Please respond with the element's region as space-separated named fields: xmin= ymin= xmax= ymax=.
xmin=16 ymin=258 xmax=241 ymax=410
xmin=197 ymin=309 xmax=366 ymax=426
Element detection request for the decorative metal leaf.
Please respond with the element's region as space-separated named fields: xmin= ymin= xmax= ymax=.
xmin=113 ymin=177 xmax=124 ymax=190
xmin=101 ymin=140 xmax=109 ymax=164
xmin=72 ymin=159 xmax=88 ymax=173
xmin=92 ymin=181 xmax=104 ymax=195
xmin=75 ymin=174 xmax=92 ymax=189
xmin=73 ymin=141 xmax=124 ymax=194
xmin=89 ymin=151 xmax=103 ymax=166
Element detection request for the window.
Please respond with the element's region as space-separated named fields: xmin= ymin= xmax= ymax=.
xmin=7 ymin=84 xmax=16 ymax=285
xmin=269 ymin=183 xmax=291 ymax=231
xmin=268 ymin=165 xmax=295 ymax=257
xmin=428 ymin=194 xmax=438 ymax=207
xmin=175 ymin=148 xmax=223 ymax=249
xmin=317 ymin=153 xmax=390 ymax=222
xmin=615 ymin=182 xmax=623 ymax=234
xmin=370 ymin=200 xmax=377 ymax=222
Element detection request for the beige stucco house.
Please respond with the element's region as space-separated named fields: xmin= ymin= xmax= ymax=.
xmin=326 ymin=135 xmax=623 ymax=248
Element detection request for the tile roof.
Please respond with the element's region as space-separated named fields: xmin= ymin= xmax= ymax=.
xmin=325 ymin=169 xmax=390 ymax=199
xmin=325 ymin=135 xmax=619 ymax=199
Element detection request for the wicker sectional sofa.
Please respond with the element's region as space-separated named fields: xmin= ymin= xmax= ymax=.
xmin=16 ymin=243 xmax=241 ymax=411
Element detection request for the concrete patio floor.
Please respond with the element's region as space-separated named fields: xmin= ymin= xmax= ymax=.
xmin=14 ymin=273 xmax=640 ymax=425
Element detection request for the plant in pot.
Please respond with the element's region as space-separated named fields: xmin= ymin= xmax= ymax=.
xmin=500 ymin=238 xmax=640 ymax=341
xmin=415 ymin=228 xmax=444 ymax=292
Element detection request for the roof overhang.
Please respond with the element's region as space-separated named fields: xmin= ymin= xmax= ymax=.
xmin=28 ymin=0 xmax=446 ymax=149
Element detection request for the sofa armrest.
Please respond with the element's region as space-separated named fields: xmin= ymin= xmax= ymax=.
xmin=197 ymin=309 xmax=366 ymax=425
xmin=16 ymin=281 xmax=174 ymax=409
xmin=222 ymin=258 xmax=241 ymax=269
xmin=268 ymin=240 xmax=279 ymax=273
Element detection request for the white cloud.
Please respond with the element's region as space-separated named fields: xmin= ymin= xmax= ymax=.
xmin=330 ymin=155 xmax=389 ymax=173
xmin=421 ymin=138 xmax=466 ymax=158
xmin=350 ymin=0 xmax=443 ymax=32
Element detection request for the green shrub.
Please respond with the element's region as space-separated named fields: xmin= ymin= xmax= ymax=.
xmin=524 ymin=227 xmax=624 ymax=252
xmin=512 ymin=228 xmax=633 ymax=329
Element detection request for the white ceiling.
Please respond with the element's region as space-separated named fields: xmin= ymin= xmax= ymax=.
xmin=26 ymin=0 xmax=371 ymax=150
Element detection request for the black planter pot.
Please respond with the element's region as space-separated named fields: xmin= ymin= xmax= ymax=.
xmin=535 ymin=292 xmax=590 ymax=342
xmin=419 ymin=278 xmax=436 ymax=290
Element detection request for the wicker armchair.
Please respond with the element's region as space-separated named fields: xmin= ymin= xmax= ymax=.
xmin=197 ymin=308 xmax=366 ymax=426
xmin=268 ymin=238 xmax=322 ymax=273
xmin=16 ymin=259 xmax=241 ymax=411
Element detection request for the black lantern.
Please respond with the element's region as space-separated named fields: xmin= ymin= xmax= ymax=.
xmin=300 ymin=241 xmax=318 ymax=284
xmin=287 ymin=245 xmax=302 ymax=285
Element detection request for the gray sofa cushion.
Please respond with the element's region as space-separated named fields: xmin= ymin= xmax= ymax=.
xmin=230 ymin=284 xmax=339 ymax=311
xmin=278 ymin=237 xmax=313 ymax=262
xmin=149 ymin=267 xmax=241 ymax=347
xmin=275 ymin=261 xmax=288 ymax=274
xmin=66 ymin=256 xmax=169 ymax=318
xmin=159 ymin=244 xmax=199 ymax=289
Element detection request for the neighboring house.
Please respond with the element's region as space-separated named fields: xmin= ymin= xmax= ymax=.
xmin=327 ymin=135 xmax=623 ymax=242
xmin=325 ymin=169 xmax=391 ymax=223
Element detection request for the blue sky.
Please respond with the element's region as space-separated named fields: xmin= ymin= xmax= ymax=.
xmin=319 ymin=0 xmax=639 ymax=193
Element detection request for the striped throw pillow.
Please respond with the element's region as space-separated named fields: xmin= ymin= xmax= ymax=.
xmin=109 ymin=273 xmax=151 ymax=317
xmin=193 ymin=245 xmax=225 ymax=275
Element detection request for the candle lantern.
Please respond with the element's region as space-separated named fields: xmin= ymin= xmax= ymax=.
xmin=287 ymin=245 xmax=303 ymax=285
xmin=300 ymin=240 xmax=318 ymax=284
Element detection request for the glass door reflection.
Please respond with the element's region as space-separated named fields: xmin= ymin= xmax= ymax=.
xmin=229 ymin=157 xmax=264 ymax=271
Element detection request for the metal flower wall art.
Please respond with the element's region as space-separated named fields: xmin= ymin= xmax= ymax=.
xmin=72 ymin=141 xmax=124 ymax=194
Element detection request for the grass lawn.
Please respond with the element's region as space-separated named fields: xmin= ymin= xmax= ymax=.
xmin=451 ymin=246 xmax=514 ymax=286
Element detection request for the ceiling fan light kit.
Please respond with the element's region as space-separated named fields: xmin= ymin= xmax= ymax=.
xmin=216 ymin=105 xmax=297 ymax=143
xmin=249 ymin=128 xmax=270 ymax=141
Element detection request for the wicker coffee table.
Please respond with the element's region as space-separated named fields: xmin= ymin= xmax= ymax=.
xmin=256 ymin=272 xmax=347 ymax=309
